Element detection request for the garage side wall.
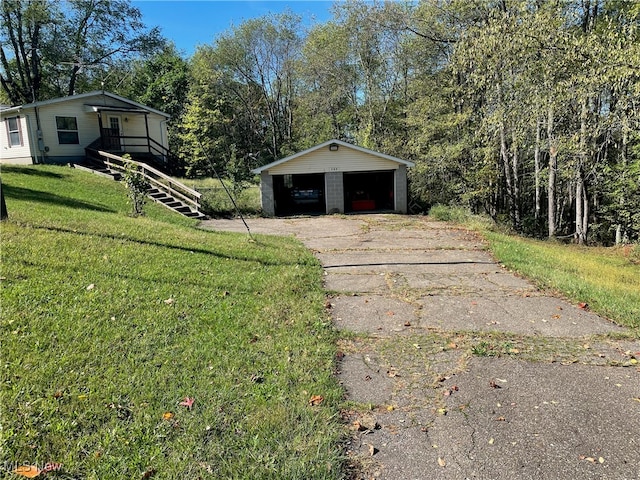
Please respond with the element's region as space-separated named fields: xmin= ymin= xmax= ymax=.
xmin=260 ymin=171 xmax=275 ymax=216
xmin=325 ymin=172 xmax=343 ymax=213
xmin=395 ymin=165 xmax=408 ymax=213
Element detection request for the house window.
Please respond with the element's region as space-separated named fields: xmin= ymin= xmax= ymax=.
xmin=56 ymin=116 xmax=79 ymax=144
xmin=6 ymin=116 xmax=22 ymax=147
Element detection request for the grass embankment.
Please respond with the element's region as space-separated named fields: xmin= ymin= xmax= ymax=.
xmin=176 ymin=177 xmax=261 ymax=217
xmin=1 ymin=166 xmax=342 ymax=479
xmin=430 ymin=205 xmax=640 ymax=330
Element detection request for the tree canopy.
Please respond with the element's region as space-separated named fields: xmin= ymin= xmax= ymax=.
xmin=2 ymin=0 xmax=639 ymax=244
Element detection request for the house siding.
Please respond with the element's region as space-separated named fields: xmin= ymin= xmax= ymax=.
xmin=38 ymin=99 xmax=97 ymax=162
xmin=1 ymin=92 xmax=169 ymax=165
xmin=0 ymin=114 xmax=34 ymax=164
xmin=266 ymin=147 xmax=400 ymax=175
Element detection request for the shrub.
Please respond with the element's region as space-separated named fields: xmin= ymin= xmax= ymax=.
xmin=122 ymin=155 xmax=150 ymax=217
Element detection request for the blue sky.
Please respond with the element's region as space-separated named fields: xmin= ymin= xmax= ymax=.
xmin=132 ymin=1 xmax=337 ymax=56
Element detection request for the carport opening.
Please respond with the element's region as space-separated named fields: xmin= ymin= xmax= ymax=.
xmin=273 ymin=173 xmax=326 ymax=216
xmin=344 ymin=171 xmax=394 ymax=213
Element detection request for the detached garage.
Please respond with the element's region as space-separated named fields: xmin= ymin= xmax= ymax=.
xmin=252 ymin=139 xmax=414 ymax=217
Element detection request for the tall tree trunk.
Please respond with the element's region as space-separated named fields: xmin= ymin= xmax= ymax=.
xmin=547 ymin=105 xmax=557 ymax=238
xmin=0 ymin=177 xmax=8 ymax=221
xmin=534 ymin=117 xmax=542 ymax=221
xmin=575 ymin=97 xmax=588 ymax=245
xmin=511 ymin=131 xmax=521 ymax=230
xmin=615 ymin=117 xmax=629 ymax=244
xmin=499 ymin=123 xmax=516 ymax=229
xmin=575 ymin=172 xmax=585 ymax=244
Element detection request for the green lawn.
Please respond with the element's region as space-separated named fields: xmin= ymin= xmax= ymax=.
xmin=1 ymin=166 xmax=343 ymax=479
xmin=485 ymin=232 xmax=640 ymax=329
xmin=430 ymin=205 xmax=640 ymax=330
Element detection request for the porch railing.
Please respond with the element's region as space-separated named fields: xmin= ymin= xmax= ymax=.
xmin=93 ymin=150 xmax=202 ymax=214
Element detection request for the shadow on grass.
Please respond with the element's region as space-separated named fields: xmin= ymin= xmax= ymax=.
xmin=4 ymin=185 xmax=115 ymax=213
xmin=28 ymin=224 xmax=304 ymax=267
xmin=1 ymin=165 xmax=68 ymax=178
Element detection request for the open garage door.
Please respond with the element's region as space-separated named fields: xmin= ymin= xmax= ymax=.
xmin=273 ymin=173 xmax=326 ymax=216
xmin=344 ymin=171 xmax=394 ymax=213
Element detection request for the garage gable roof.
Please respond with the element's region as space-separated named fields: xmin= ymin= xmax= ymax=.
xmin=251 ymin=139 xmax=415 ymax=174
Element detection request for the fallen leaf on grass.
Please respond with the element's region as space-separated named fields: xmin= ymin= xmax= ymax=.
xmin=179 ymin=397 xmax=194 ymax=409
xmin=13 ymin=466 xmax=40 ymax=478
xmin=309 ymin=395 xmax=324 ymax=406
xmin=164 ymin=298 xmax=175 ymax=305
xmin=86 ymin=283 xmax=95 ymax=291
xmin=162 ymin=412 xmax=174 ymax=420
xmin=141 ymin=468 xmax=157 ymax=479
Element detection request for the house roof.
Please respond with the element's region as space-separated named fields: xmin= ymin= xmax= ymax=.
xmin=0 ymin=91 xmax=170 ymax=118
xmin=252 ymin=139 xmax=415 ymax=174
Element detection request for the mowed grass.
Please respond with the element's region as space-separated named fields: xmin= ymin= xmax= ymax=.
xmin=0 ymin=166 xmax=343 ymax=479
xmin=484 ymin=231 xmax=640 ymax=330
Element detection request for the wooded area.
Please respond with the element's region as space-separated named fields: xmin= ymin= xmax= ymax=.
xmin=2 ymin=0 xmax=639 ymax=244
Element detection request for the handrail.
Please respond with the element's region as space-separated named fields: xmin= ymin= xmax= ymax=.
xmin=95 ymin=150 xmax=202 ymax=212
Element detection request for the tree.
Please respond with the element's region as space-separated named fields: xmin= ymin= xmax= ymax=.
xmin=122 ymin=43 xmax=190 ymax=120
xmin=0 ymin=177 xmax=8 ymax=221
xmin=0 ymin=0 xmax=162 ymax=104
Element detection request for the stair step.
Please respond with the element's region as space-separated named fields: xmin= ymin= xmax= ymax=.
xmin=149 ymin=192 xmax=169 ymax=199
xmin=145 ymin=187 xmax=206 ymax=219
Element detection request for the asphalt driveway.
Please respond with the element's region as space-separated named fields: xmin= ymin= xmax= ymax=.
xmin=201 ymin=214 xmax=640 ymax=480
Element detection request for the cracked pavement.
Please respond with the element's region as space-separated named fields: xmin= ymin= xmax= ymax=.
xmin=202 ymin=214 xmax=640 ymax=480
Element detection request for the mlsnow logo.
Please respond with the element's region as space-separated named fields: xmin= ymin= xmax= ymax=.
xmin=7 ymin=462 xmax=63 ymax=478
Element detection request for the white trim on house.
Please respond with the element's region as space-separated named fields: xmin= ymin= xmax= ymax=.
xmin=1 ymin=91 xmax=169 ymax=119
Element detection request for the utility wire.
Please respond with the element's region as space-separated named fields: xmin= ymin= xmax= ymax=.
xmin=197 ymin=139 xmax=254 ymax=241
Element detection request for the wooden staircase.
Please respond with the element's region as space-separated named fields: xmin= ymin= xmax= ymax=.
xmin=81 ymin=149 xmax=207 ymax=220
xmin=146 ymin=186 xmax=206 ymax=219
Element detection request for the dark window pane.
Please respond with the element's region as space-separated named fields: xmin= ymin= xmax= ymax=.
xmin=58 ymin=131 xmax=79 ymax=144
xmin=56 ymin=116 xmax=77 ymax=130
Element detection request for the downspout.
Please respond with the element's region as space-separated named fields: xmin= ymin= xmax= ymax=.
xmin=25 ymin=113 xmax=41 ymax=164
xmin=34 ymin=106 xmax=45 ymax=163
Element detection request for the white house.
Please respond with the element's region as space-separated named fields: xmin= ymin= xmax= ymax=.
xmin=0 ymin=91 xmax=170 ymax=165
xmin=252 ymin=139 xmax=415 ymax=216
